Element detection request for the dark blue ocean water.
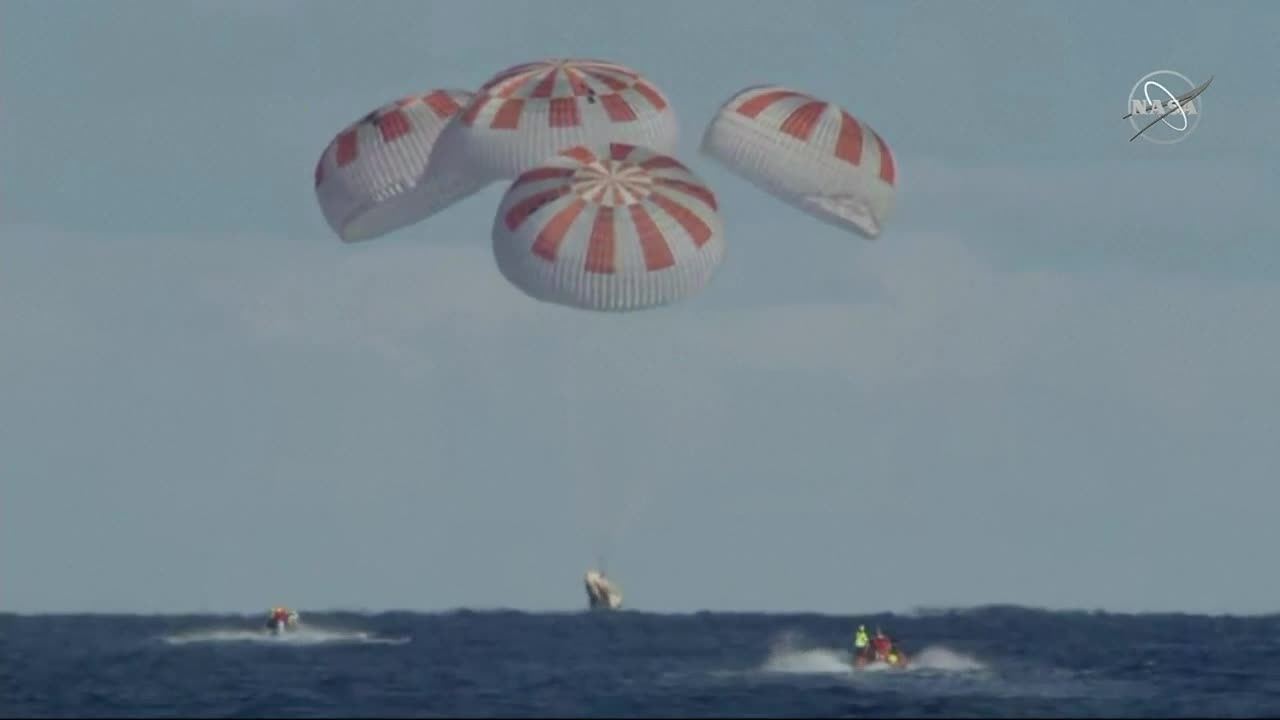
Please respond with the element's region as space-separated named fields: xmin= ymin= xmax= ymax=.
xmin=4 ymin=606 xmax=1279 ymax=718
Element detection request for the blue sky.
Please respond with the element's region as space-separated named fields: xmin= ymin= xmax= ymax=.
xmin=2 ymin=0 xmax=1278 ymax=615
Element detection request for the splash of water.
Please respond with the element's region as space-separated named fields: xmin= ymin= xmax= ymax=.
xmin=905 ymin=645 xmax=987 ymax=672
xmin=763 ymin=647 xmax=853 ymax=674
xmin=760 ymin=630 xmax=853 ymax=674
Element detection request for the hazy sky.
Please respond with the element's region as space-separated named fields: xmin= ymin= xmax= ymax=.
xmin=3 ymin=0 xmax=1278 ymax=616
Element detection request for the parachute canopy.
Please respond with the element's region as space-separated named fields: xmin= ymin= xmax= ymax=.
xmin=427 ymin=59 xmax=680 ymax=185
xmin=701 ymin=85 xmax=896 ymax=239
xmin=492 ymin=143 xmax=725 ymax=312
xmin=314 ymin=89 xmax=489 ymax=243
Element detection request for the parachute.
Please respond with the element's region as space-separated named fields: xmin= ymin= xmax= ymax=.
xmin=488 ymin=141 xmax=725 ymax=589
xmin=491 ymin=142 xmax=725 ymax=312
xmin=426 ymin=59 xmax=680 ymax=187
xmin=311 ymin=65 xmax=903 ymax=608
xmin=701 ymin=85 xmax=897 ymax=239
xmin=314 ymin=89 xmax=489 ymax=243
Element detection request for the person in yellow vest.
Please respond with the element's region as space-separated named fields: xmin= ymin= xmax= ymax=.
xmin=853 ymin=624 xmax=871 ymax=661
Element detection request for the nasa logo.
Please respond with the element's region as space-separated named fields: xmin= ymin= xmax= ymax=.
xmin=1126 ymin=70 xmax=1208 ymax=145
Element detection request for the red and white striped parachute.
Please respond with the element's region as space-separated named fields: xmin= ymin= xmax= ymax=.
xmin=492 ymin=143 xmax=725 ymax=312
xmin=428 ymin=59 xmax=679 ymax=185
xmin=701 ymin=85 xmax=897 ymax=239
xmin=314 ymin=89 xmax=488 ymax=243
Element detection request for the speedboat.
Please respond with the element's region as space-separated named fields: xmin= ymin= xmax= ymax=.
xmin=851 ymin=626 xmax=909 ymax=670
xmin=584 ymin=570 xmax=623 ymax=610
xmin=265 ymin=606 xmax=301 ymax=635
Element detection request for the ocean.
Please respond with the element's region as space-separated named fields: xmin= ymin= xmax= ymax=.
xmin=3 ymin=606 xmax=1279 ymax=717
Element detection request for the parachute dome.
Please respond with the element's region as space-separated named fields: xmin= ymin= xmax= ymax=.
xmin=314 ymin=89 xmax=488 ymax=243
xmin=701 ymin=84 xmax=896 ymax=239
xmin=426 ymin=59 xmax=680 ymax=186
xmin=491 ymin=142 xmax=725 ymax=312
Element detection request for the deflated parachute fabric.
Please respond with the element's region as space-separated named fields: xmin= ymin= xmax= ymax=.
xmin=314 ymin=89 xmax=487 ymax=243
xmin=701 ymin=84 xmax=896 ymax=239
xmin=427 ymin=59 xmax=679 ymax=186
xmin=491 ymin=142 xmax=725 ymax=312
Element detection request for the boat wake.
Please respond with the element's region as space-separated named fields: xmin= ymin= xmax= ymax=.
xmin=160 ymin=626 xmax=409 ymax=646
xmin=760 ymin=630 xmax=987 ymax=675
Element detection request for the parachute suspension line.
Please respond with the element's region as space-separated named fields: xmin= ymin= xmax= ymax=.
xmin=624 ymin=315 xmax=675 ymax=543
xmin=578 ymin=311 xmax=662 ymax=576
xmin=488 ymin=136 xmax=729 ymax=580
xmin=560 ymin=318 xmax=602 ymax=564
xmin=616 ymin=312 xmax=648 ymax=547
xmin=590 ymin=313 xmax=632 ymax=574
xmin=560 ymin=311 xmax=621 ymax=573
xmin=597 ymin=310 xmax=671 ymax=569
